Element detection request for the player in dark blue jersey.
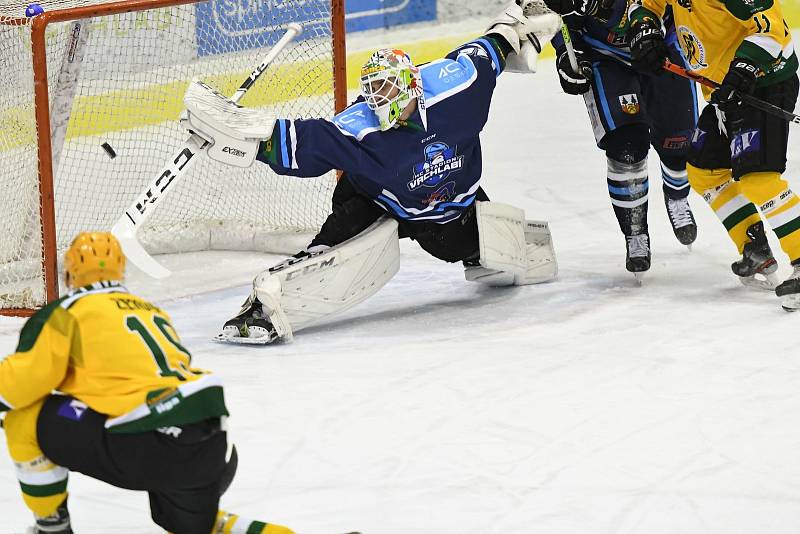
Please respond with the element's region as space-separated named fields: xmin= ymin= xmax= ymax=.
xmin=180 ymin=1 xmax=563 ymax=344
xmin=547 ymin=0 xmax=700 ymax=279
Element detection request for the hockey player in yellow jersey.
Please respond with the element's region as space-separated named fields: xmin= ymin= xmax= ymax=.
xmin=627 ymin=0 xmax=800 ymax=310
xmin=0 ymin=232 xmax=293 ymax=534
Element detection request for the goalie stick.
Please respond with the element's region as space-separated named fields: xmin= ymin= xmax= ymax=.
xmin=111 ymin=23 xmax=303 ymax=278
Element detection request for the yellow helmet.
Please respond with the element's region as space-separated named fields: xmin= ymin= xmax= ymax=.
xmin=64 ymin=232 xmax=126 ymax=288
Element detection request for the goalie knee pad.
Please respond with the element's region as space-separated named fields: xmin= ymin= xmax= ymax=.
xmin=467 ymin=201 xmax=557 ymax=286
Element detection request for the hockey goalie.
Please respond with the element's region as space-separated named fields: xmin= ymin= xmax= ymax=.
xmin=179 ymin=1 xmax=563 ymax=344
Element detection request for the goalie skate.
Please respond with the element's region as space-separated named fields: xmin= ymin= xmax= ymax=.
xmin=213 ymin=295 xmax=279 ymax=345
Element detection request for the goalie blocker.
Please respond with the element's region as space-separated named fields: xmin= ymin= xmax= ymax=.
xmin=216 ymin=202 xmax=557 ymax=345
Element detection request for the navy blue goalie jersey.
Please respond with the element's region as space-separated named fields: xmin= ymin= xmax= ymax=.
xmin=257 ymin=37 xmax=508 ymax=224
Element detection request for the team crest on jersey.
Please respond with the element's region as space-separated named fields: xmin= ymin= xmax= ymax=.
xmin=619 ymin=94 xmax=640 ymax=114
xmin=677 ymin=26 xmax=708 ymax=70
xmin=408 ymin=142 xmax=464 ymax=191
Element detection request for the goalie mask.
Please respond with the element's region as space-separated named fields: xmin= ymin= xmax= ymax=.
xmin=360 ymin=49 xmax=423 ymax=131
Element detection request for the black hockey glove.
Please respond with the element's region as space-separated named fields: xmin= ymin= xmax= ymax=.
xmin=710 ymin=57 xmax=759 ymax=114
xmin=556 ymin=46 xmax=593 ymax=95
xmin=628 ymin=17 xmax=668 ymax=74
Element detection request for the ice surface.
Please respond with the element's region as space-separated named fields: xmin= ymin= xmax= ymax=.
xmin=1 ymin=59 xmax=799 ymax=534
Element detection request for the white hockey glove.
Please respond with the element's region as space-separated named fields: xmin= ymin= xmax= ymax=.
xmin=487 ymin=0 xmax=562 ymax=73
xmin=180 ymin=80 xmax=276 ymax=168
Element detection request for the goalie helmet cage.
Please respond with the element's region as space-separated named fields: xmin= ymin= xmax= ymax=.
xmin=0 ymin=0 xmax=346 ymax=316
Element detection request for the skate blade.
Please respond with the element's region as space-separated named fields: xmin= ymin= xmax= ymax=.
xmin=633 ymin=272 xmax=645 ymax=285
xmin=781 ymin=293 xmax=800 ymax=312
xmin=738 ymin=272 xmax=779 ymax=291
xmin=685 ymin=244 xmax=693 ymax=252
xmin=213 ymin=332 xmax=276 ymax=345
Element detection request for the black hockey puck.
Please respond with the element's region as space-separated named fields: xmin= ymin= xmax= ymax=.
xmin=101 ymin=142 xmax=117 ymax=159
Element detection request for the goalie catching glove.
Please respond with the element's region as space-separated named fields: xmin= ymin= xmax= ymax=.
xmin=487 ymin=0 xmax=561 ymax=73
xmin=180 ymin=79 xmax=276 ymax=168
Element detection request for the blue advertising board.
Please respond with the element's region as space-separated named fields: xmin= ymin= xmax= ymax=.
xmin=345 ymin=0 xmax=436 ymax=33
xmin=196 ymin=0 xmax=437 ymax=57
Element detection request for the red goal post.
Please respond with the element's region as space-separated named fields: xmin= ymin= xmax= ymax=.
xmin=0 ymin=0 xmax=347 ymax=316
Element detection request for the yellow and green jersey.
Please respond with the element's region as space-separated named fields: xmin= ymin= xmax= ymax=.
xmin=0 ymin=281 xmax=227 ymax=433
xmin=629 ymin=0 xmax=797 ymax=98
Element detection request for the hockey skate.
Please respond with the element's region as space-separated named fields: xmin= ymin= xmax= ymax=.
xmin=731 ymin=221 xmax=779 ymax=291
xmin=665 ymin=196 xmax=697 ymax=247
xmin=776 ymin=261 xmax=800 ymax=312
xmin=625 ymin=233 xmax=651 ymax=282
xmin=25 ymin=498 xmax=72 ymax=534
xmin=214 ymin=294 xmax=279 ymax=345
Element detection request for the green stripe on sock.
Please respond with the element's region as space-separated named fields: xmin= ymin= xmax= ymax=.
xmin=19 ymin=479 xmax=68 ymax=498
xmin=774 ymin=216 xmax=800 ymax=239
xmin=247 ymin=521 xmax=268 ymax=534
xmin=723 ymin=204 xmax=759 ymax=231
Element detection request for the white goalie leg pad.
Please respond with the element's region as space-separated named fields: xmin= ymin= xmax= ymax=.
xmin=181 ymin=79 xmax=276 ymax=168
xmin=522 ymin=220 xmax=558 ymax=284
xmin=470 ymin=201 xmax=527 ymax=286
xmin=253 ymin=217 xmax=401 ymax=340
xmin=466 ymin=201 xmax=557 ymax=286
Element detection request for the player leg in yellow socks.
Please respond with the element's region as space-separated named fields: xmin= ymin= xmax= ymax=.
xmin=687 ymin=164 xmax=778 ymax=288
xmin=687 ymin=164 xmax=763 ymax=254
xmin=3 ymin=400 xmax=72 ymax=534
xmin=739 ymin=171 xmax=800 ymax=309
xmin=213 ymin=510 xmax=295 ymax=534
xmin=739 ymin=172 xmax=800 ymax=263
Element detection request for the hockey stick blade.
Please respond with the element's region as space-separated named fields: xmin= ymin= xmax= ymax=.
xmin=111 ymin=134 xmax=206 ymax=279
xmin=111 ymin=23 xmax=304 ymax=278
xmin=112 ymin=218 xmax=171 ymax=279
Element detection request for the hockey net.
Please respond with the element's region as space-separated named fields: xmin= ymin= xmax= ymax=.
xmin=0 ymin=0 xmax=345 ymax=314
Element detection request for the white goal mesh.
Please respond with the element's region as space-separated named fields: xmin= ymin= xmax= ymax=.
xmin=0 ymin=0 xmax=341 ymax=310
